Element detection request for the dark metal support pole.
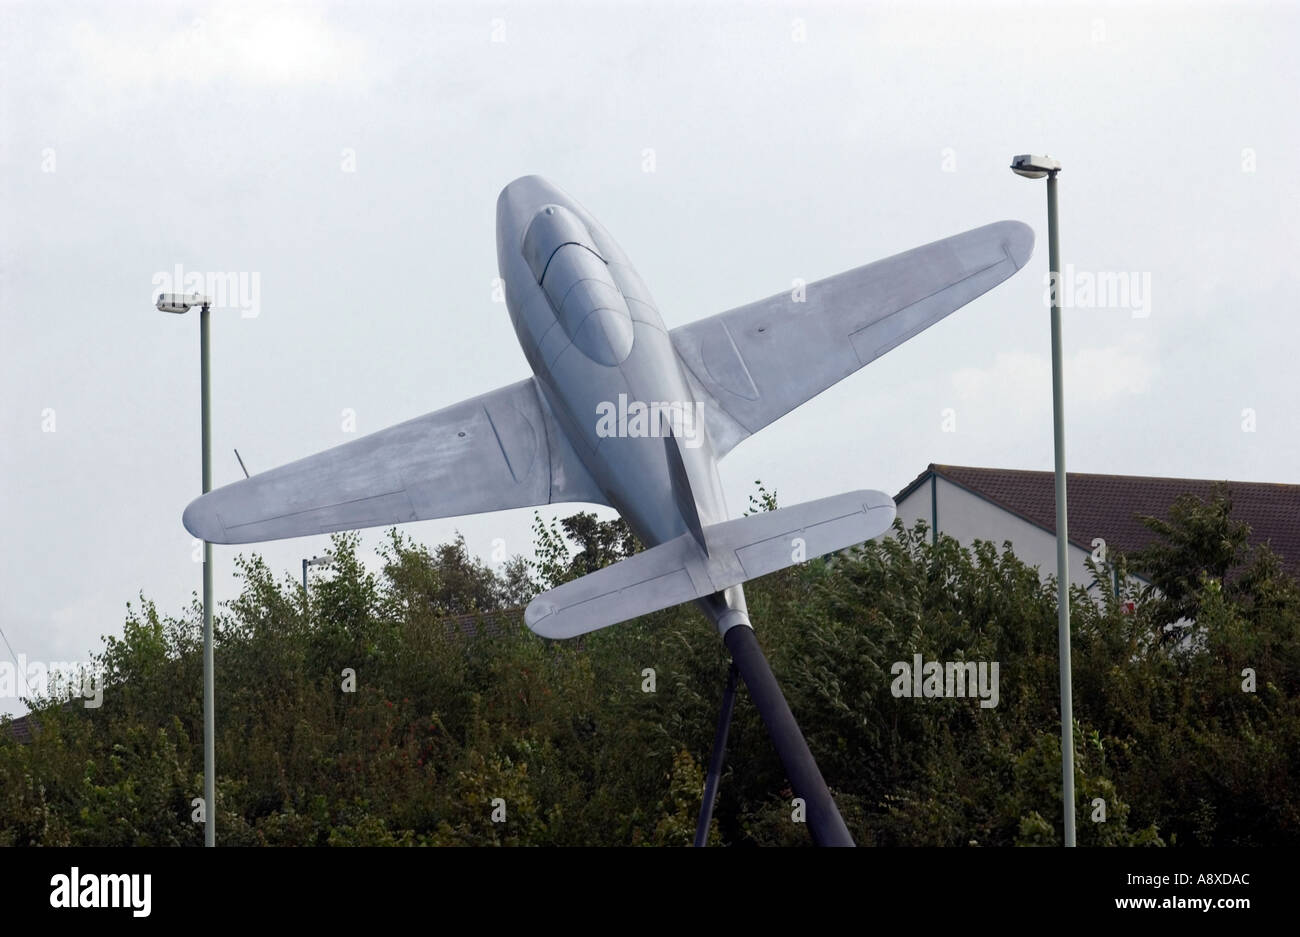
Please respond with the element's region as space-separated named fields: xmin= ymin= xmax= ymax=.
xmin=693 ymin=663 xmax=738 ymax=847
xmin=723 ymin=624 xmax=854 ymax=847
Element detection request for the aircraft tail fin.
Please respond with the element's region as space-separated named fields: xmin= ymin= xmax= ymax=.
xmin=524 ymin=489 xmax=896 ymax=639
xmin=662 ymin=419 xmax=707 ymax=555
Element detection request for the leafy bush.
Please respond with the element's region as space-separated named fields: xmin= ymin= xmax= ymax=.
xmin=2 ymin=487 xmax=1295 ymax=846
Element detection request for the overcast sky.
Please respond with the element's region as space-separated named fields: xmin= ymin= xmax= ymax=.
xmin=2 ymin=0 xmax=1296 ymax=716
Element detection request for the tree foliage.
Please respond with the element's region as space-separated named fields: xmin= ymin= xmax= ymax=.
xmin=2 ymin=485 xmax=1296 ymax=846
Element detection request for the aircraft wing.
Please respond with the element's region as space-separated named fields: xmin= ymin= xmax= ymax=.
xmin=183 ymin=377 xmax=606 ymax=544
xmin=670 ymin=221 xmax=1034 ymax=458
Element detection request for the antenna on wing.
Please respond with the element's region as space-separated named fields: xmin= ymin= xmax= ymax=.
xmin=233 ymin=449 xmax=250 ymax=479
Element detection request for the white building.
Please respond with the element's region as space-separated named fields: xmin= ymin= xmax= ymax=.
xmin=891 ymin=464 xmax=1300 ymax=595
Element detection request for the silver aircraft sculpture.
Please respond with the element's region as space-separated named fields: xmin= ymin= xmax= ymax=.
xmin=183 ymin=175 xmax=1033 ymax=845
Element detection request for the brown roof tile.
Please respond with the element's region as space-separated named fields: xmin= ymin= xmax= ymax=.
xmin=898 ymin=464 xmax=1300 ymax=575
xmin=3 ymin=713 xmax=34 ymax=744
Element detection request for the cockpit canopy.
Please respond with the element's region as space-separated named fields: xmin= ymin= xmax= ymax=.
xmin=522 ymin=205 xmax=634 ymax=366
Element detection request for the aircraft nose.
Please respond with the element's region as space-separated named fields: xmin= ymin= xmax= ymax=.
xmin=497 ymin=175 xmax=574 ymax=259
xmin=498 ymin=175 xmax=566 ymax=225
xmin=500 ymin=174 xmax=562 ymax=200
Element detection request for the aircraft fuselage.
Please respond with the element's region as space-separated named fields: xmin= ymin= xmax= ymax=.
xmin=496 ymin=176 xmax=747 ymax=628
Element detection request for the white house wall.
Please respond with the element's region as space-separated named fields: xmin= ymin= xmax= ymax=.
xmin=890 ymin=476 xmax=1108 ymax=594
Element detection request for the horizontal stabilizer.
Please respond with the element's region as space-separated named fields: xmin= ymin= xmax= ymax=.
xmin=525 ymin=489 xmax=896 ymax=639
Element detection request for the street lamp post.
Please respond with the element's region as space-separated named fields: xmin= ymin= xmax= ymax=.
xmin=302 ymin=555 xmax=329 ymax=601
xmin=1010 ymin=155 xmax=1075 ymax=847
xmin=159 ymin=290 xmax=217 ymax=847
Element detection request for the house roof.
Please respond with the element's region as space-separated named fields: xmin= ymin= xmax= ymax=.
xmin=2 ymin=712 xmax=34 ymax=744
xmin=896 ymin=464 xmax=1300 ymax=575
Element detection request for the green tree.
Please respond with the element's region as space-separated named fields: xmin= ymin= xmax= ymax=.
xmin=2 ymin=488 xmax=1296 ymax=847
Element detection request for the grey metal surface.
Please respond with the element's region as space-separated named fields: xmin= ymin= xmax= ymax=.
xmin=494 ymin=175 xmax=731 ymax=558
xmin=541 ymin=243 xmax=634 ymax=366
xmin=524 ymin=489 xmax=896 ymax=639
xmin=199 ymin=304 xmax=214 ymax=848
xmin=1045 ymin=170 xmax=1076 ymax=847
xmin=179 ymin=174 xmax=1034 ymax=849
xmin=183 ymin=376 xmax=606 ymax=544
xmin=670 ymin=221 xmax=1034 ymax=458
xmin=184 ymin=173 xmax=1032 ymax=642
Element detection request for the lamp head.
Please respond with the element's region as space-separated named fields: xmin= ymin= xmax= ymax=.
xmin=156 ymin=292 xmax=211 ymax=314
xmin=1010 ymin=154 xmax=1062 ymax=179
